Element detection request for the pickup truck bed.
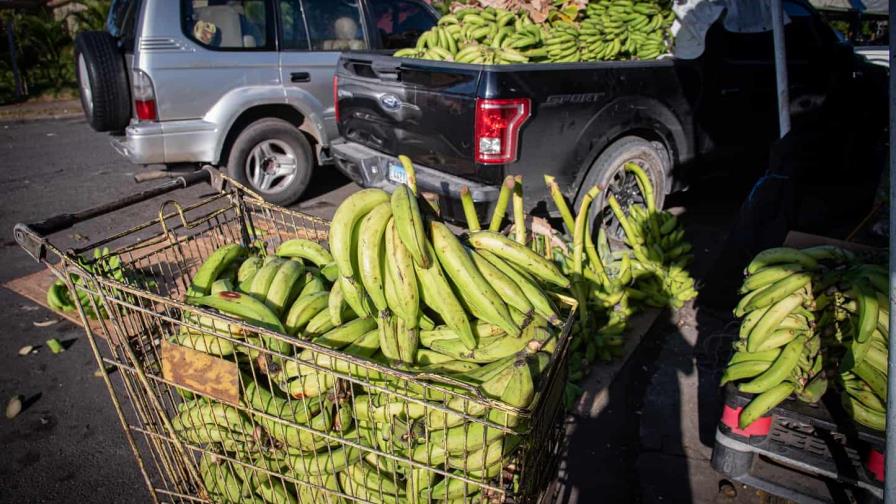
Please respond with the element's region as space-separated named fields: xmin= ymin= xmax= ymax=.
xmin=331 ymin=7 xmax=855 ymax=224
xmin=333 ymin=53 xmax=699 ymax=220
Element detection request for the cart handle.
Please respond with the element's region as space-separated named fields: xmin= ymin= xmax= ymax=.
xmin=14 ymin=168 xmax=213 ymax=263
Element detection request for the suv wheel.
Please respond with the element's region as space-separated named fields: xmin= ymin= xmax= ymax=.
xmin=226 ymin=118 xmax=313 ymax=206
xmin=578 ymin=135 xmax=670 ymax=247
xmin=74 ymin=31 xmax=131 ymax=132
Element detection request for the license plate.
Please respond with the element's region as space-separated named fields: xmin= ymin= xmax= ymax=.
xmin=387 ymin=162 xmax=407 ymax=185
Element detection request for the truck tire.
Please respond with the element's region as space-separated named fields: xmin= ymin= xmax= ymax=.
xmin=226 ymin=118 xmax=313 ymax=207
xmin=74 ymin=31 xmax=131 ymax=132
xmin=577 ymin=135 xmax=670 ymax=245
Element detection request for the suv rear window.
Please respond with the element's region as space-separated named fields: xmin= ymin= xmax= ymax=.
xmin=278 ymin=0 xmax=310 ymax=49
xmin=301 ymin=0 xmax=368 ymax=51
xmin=182 ymin=0 xmax=275 ymax=50
xmin=368 ymin=0 xmax=436 ymax=49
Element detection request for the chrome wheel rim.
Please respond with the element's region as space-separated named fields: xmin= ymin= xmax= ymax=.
xmin=244 ymin=139 xmax=298 ymax=195
xmin=78 ymin=54 xmax=93 ymax=117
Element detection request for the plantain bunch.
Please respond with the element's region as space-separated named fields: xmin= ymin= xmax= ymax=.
xmin=395 ymin=7 xmax=538 ymax=64
xmin=591 ymin=163 xmax=698 ymax=311
xmin=581 ymin=0 xmax=674 ymax=61
xmin=471 ymin=167 xmax=698 ymax=409
xmin=46 ymin=246 xmax=157 ymax=319
xmin=724 ymin=245 xmax=889 ymax=433
xmin=394 ymin=0 xmax=674 ymax=64
xmin=165 ymin=155 xmax=574 ymax=503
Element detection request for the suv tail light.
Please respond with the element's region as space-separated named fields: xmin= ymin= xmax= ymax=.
xmin=132 ymin=69 xmax=157 ymax=122
xmin=474 ymin=98 xmax=531 ymax=164
xmin=333 ymin=75 xmax=340 ymax=123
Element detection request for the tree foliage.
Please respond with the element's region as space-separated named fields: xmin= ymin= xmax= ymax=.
xmin=0 ymin=0 xmax=110 ymax=104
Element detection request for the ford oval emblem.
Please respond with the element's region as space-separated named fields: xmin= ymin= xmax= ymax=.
xmin=380 ymin=94 xmax=402 ymax=111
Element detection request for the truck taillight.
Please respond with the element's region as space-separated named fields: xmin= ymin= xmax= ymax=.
xmin=474 ymin=98 xmax=531 ymax=164
xmin=333 ymin=75 xmax=340 ymax=123
xmin=132 ymin=69 xmax=157 ymax=122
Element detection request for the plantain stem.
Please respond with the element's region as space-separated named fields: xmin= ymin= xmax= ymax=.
xmin=573 ymin=185 xmax=600 ymax=274
xmin=625 ymin=161 xmax=663 ymax=240
xmin=399 ymin=155 xmax=418 ymax=195
xmin=607 ymin=194 xmax=643 ymax=249
xmin=624 ymin=162 xmax=655 ymax=212
xmin=597 ymin=226 xmax=612 ymax=262
xmin=531 ymin=232 xmax=541 ymax=255
xmin=459 ymin=186 xmax=480 ymax=232
xmin=582 ymin=266 xmax=607 ymax=286
xmin=513 ymin=176 xmax=526 ymax=244
xmin=544 ymin=175 xmax=576 ymax=236
xmin=421 ymin=191 xmax=441 ymax=216
xmin=488 ymin=175 xmax=515 ymax=232
xmin=584 ymin=221 xmax=609 ymax=285
xmin=46 ymin=338 xmax=64 ymax=354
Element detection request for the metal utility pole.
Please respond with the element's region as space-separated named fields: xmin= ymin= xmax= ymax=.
xmin=885 ymin=0 xmax=895 ymax=501
xmin=770 ymin=0 xmax=790 ymax=138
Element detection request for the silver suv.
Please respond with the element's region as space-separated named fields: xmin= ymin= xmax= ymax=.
xmin=74 ymin=0 xmax=437 ymax=205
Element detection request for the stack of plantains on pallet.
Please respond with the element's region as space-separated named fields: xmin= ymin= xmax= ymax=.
xmin=724 ymin=245 xmax=888 ymax=431
xmin=713 ymin=243 xmax=889 ymax=501
xmin=394 ymin=0 xmax=675 ymax=64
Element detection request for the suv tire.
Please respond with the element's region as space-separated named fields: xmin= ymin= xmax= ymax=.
xmin=75 ymin=31 xmax=131 ymax=132
xmin=226 ymin=118 xmax=313 ymax=207
xmin=578 ymin=135 xmax=670 ymax=245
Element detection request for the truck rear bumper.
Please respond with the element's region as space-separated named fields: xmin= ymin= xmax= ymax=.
xmin=330 ymin=141 xmax=501 ymax=221
xmin=111 ymin=120 xmax=218 ymax=165
xmin=111 ymin=123 xmax=166 ymax=165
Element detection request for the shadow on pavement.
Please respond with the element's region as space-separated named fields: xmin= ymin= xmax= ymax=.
xmin=301 ymin=165 xmax=352 ymax=202
xmin=557 ymin=133 xmax=777 ymax=500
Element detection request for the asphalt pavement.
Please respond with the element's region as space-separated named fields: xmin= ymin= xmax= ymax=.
xmin=0 ymin=118 xmax=159 ymax=502
xmin=0 ymin=117 xmax=843 ymax=503
xmin=0 ymin=117 xmax=355 ymax=503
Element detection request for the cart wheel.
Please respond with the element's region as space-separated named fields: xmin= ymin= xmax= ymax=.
xmin=225 ymin=118 xmax=313 ymax=207
xmin=577 ymin=135 xmax=669 ymax=249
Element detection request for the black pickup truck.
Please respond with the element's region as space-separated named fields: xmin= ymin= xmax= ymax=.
xmin=330 ymin=0 xmax=857 ymax=226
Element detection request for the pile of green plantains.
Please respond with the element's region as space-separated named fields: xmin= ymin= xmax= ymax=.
xmin=152 ymin=155 xmax=697 ymax=503
xmin=394 ymin=0 xmax=674 ymax=64
xmin=46 ymin=247 xmax=155 ymax=320
xmin=724 ymin=245 xmax=888 ymax=432
xmin=458 ymin=163 xmax=697 ymax=408
xmin=170 ymin=158 xmax=572 ymax=503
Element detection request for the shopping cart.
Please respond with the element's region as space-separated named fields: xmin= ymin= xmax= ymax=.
xmin=14 ymin=168 xmax=574 ymax=504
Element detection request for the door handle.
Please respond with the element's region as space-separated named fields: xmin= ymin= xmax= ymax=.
xmin=371 ymin=64 xmax=400 ymax=81
xmin=290 ymin=72 xmax=311 ymax=83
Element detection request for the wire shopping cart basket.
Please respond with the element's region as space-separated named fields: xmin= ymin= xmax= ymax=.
xmin=14 ymin=168 xmax=575 ymax=504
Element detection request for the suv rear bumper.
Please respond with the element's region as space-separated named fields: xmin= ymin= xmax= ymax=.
xmin=330 ymin=140 xmax=500 ymax=221
xmin=111 ymin=120 xmax=218 ymax=165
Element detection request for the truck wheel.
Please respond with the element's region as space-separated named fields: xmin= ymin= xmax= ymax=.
xmin=74 ymin=31 xmax=131 ymax=132
xmin=226 ymin=118 xmax=313 ymax=207
xmin=578 ymin=135 xmax=669 ymax=246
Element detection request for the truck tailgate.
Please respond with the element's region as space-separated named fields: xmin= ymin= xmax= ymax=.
xmin=336 ymin=54 xmax=498 ymax=184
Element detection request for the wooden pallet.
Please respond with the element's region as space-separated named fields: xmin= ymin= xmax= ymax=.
xmin=4 ymin=269 xmax=101 ymax=331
